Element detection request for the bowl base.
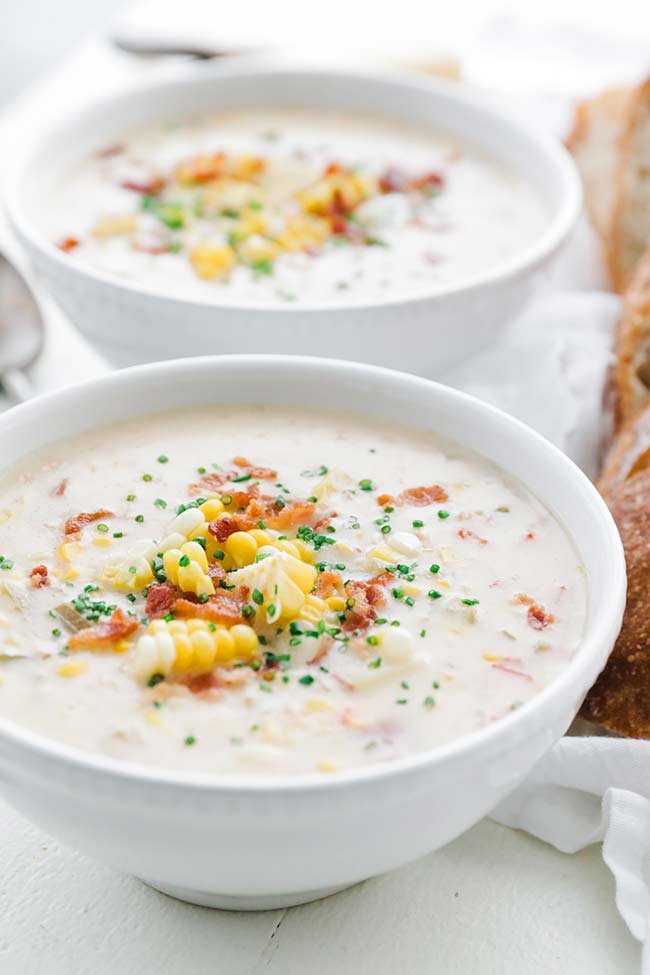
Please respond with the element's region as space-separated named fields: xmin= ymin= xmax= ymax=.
xmin=142 ymin=878 xmax=354 ymax=911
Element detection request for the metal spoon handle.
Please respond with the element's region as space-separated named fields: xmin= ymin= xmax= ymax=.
xmin=2 ymin=368 xmax=33 ymax=403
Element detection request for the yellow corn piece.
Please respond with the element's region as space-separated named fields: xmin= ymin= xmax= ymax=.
xmin=93 ymin=535 xmax=112 ymax=548
xmin=162 ymin=541 xmax=214 ymax=598
xmin=189 ymin=242 xmax=236 ymax=281
xmin=92 ymin=214 xmax=137 ymax=238
xmin=57 ymin=659 xmax=88 ymax=678
xmin=317 ymin=760 xmax=336 ymax=773
xmin=229 ymin=155 xmax=265 ymax=180
xmin=224 ymin=531 xmax=259 ymax=569
xmin=62 ymin=567 xmax=79 ymax=582
xmin=198 ymin=499 xmax=225 ymax=521
xmin=133 ymin=618 xmax=258 ymax=681
xmin=229 ymin=551 xmax=317 ymax=624
xmin=102 ymin=539 xmax=156 ymax=593
xmin=327 ymin=596 xmax=346 ymax=612
xmin=58 ymin=542 xmax=81 ymax=563
xmin=299 ymin=593 xmax=327 ymax=625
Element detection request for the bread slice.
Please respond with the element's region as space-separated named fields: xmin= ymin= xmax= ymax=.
xmin=581 ymin=444 xmax=650 ymax=736
xmin=607 ymin=80 xmax=650 ymax=291
xmin=608 ymin=244 xmax=650 ymax=432
xmin=566 ymin=87 xmax=633 ymax=238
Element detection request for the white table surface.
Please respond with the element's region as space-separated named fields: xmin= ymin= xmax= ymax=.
xmin=0 ymin=13 xmax=643 ymax=974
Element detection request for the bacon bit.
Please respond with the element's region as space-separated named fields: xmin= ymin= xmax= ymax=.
xmin=314 ymin=570 xmax=344 ymax=599
xmin=457 ymin=528 xmax=488 ymax=545
xmin=314 ymin=511 xmax=336 ymax=531
xmin=207 ymin=562 xmax=226 ymax=581
xmin=379 ymin=167 xmax=408 ymax=193
xmin=64 ymin=509 xmax=113 ymax=537
xmin=491 ymin=662 xmax=533 ymax=681
xmin=398 ymin=485 xmax=449 ymax=506
xmin=181 ymin=671 xmax=226 ymax=696
xmin=377 ymin=493 xmax=393 ymax=506
xmin=145 ymin=583 xmax=178 ymax=619
xmin=266 ymin=501 xmax=315 ymax=530
xmin=95 ymin=143 xmax=124 ymax=159
xmin=121 ymin=176 xmax=165 ymax=195
xmin=52 ymin=478 xmax=68 ymax=497
xmin=58 ymin=237 xmax=79 ymax=253
xmin=409 ymin=170 xmax=445 ymax=192
xmin=189 ymin=471 xmax=233 ymax=496
xmin=343 ymin=577 xmax=388 ymax=633
xmin=209 ymin=516 xmax=242 ymax=542
xmin=231 ymin=457 xmax=277 ymax=479
xmin=28 ymin=564 xmax=49 ymax=588
xmin=132 ymin=240 xmax=169 ymax=255
xmin=526 ymin=532 xmax=535 ymax=540
xmin=328 ymin=212 xmax=348 ymax=235
xmin=307 ymin=635 xmax=333 ymax=665
xmin=515 ymin=593 xmax=533 ymax=606
xmin=68 ymin=608 xmax=139 ymax=649
xmin=325 ymin=161 xmax=343 ymax=176
xmin=527 ymin=604 xmax=555 ymax=630
xmin=174 ymin=589 xmax=249 ymax=625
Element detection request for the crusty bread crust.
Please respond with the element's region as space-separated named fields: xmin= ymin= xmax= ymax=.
xmin=607 ymin=80 xmax=650 ymax=292
xmin=608 ymin=244 xmax=650 ymax=433
xmin=566 ymin=87 xmax=633 ymax=239
xmin=581 ymin=455 xmax=650 ymax=736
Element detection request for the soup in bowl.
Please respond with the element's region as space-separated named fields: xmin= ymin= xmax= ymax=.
xmin=0 ymin=356 xmax=624 ymax=909
xmin=7 ymin=65 xmax=580 ymax=372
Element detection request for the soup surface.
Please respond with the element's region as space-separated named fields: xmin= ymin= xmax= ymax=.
xmin=46 ymin=110 xmax=548 ymax=305
xmin=0 ymin=407 xmax=586 ymax=776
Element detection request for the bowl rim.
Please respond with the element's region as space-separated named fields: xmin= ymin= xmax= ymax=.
xmin=5 ymin=60 xmax=582 ymax=315
xmin=0 ymin=354 xmax=625 ymax=795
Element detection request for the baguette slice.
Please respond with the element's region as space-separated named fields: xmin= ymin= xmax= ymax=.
xmin=581 ymin=438 xmax=650 ymax=736
xmin=607 ymin=80 xmax=650 ymax=292
xmin=608 ymin=244 xmax=650 ymax=432
xmin=566 ymin=87 xmax=634 ymax=238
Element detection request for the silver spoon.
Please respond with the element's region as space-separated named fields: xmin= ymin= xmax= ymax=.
xmin=0 ymin=253 xmax=44 ymax=402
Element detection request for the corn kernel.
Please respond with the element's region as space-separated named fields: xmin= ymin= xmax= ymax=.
xmin=199 ymin=499 xmax=224 ymax=520
xmin=114 ymin=639 xmax=132 ymax=655
xmin=224 ymin=531 xmax=259 ymax=568
xmin=189 ymin=242 xmax=236 ymax=281
xmin=304 ymin=698 xmax=331 ymax=713
xmin=62 ymin=567 xmax=79 ymax=581
xmin=92 ymin=214 xmax=137 ymax=238
xmin=58 ymin=543 xmax=81 ymax=563
xmin=317 ymin=760 xmax=336 ymax=772
xmin=327 ymin=596 xmax=347 ymax=612
xmin=93 ymin=535 xmax=112 ymax=548
xmin=57 ymin=659 xmax=88 ymax=678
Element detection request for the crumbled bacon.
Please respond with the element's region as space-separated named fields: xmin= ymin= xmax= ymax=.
xmin=121 ymin=176 xmax=166 ymax=194
xmin=342 ymin=577 xmax=388 ymax=633
xmin=28 ymin=564 xmax=49 ymax=588
xmin=207 ymin=562 xmax=226 ymax=581
xmin=527 ymin=604 xmax=555 ymax=630
xmin=314 ymin=511 xmax=337 ymax=531
xmin=52 ymin=478 xmax=68 ymax=497
xmin=64 ymin=509 xmax=113 ymax=536
xmin=398 ymin=485 xmax=448 ymax=506
xmin=174 ymin=589 xmax=249 ymax=625
xmin=376 ymin=485 xmax=448 ymax=507
xmin=458 ymin=528 xmax=488 ymax=545
xmin=189 ymin=470 xmax=234 ymax=495
xmin=409 ymin=170 xmax=444 ymax=192
xmin=209 ymin=516 xmax=242 ymax=542
xmin=491 ymin=663 xmax=533 ymax=681
xmin=132 ymin=241 xmax=169 ymax=255
xmin=232 ymin=457 xmax=277 ymax=479
xmin=307 ymin=635 xmax=333 ymax=665
xmin=379 ymin=167 xmax=408 ymax=193
xmin=68 ymin=608 xmax=139 ymax=649
xmin=145 ymin=583 xmax=178 ymax=619
xmin=58 ymin=237 xmax=80 ymax=253
xmin=314 ymin=570 xmax=344 ymax=599
xmin=266 ymin=501 xmax=316 ymax=530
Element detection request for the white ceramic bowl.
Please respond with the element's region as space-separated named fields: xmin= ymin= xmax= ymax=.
xmin=6 ymin=63 xmax=581 ymax=375
xmin=0 ymin=356 xmax=624 ymax=910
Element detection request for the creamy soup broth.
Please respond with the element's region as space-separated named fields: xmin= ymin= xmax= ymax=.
xmin=45 ymin=110 xmax=548 ymax=305
xmin=0 ymin=407 xmax=586 ymax=775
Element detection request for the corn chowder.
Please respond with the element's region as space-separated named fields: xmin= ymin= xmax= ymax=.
xmin=0 ymin=407 xmax=586 ymax=776
xmin=48 ymin=110 xmax=547 ymax=305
